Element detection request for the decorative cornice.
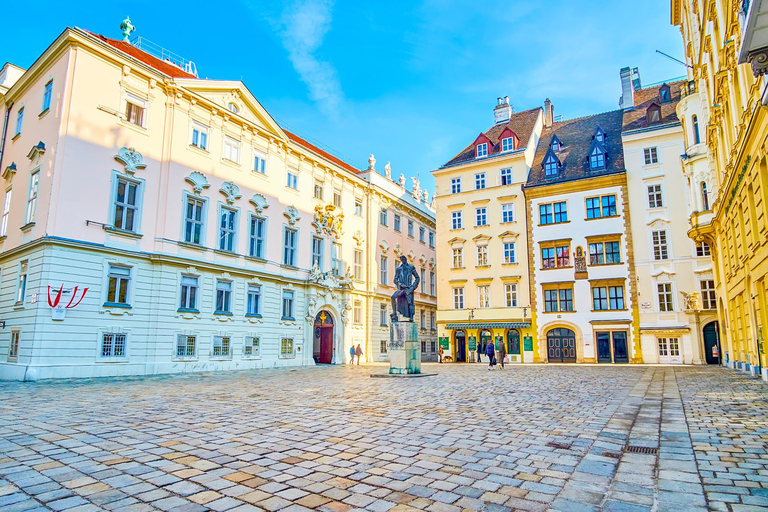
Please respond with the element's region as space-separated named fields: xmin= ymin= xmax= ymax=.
xmin=2 ymin=162 xmax=17 ymax=181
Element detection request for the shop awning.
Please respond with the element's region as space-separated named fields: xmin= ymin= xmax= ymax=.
xmin=445 ymin=322 xmax=530 ymax=330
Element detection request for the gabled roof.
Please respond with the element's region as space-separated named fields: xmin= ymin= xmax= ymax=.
xmin=443 ymin=107 xmax=541 ymax=167
xmin=622 ymin=79 xmax=686 ymax=132
xmin=527 ymin=109 xmax=625 ymax=188
xmin=88 ymin=33 xmax=197 ymax=78
xmin=285 ymin=130 xmax=361 ymax=175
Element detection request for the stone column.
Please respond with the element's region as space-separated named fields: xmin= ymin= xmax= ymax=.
xmin=389 ymin=321 xmax=421 ymax=375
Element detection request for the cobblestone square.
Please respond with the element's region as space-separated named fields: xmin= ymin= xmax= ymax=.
xmin=1 ymin=364 xmax=767 ymax=512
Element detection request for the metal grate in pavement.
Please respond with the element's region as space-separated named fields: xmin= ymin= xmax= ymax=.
xmin=624 ymin=445 xmax=658 ymax=454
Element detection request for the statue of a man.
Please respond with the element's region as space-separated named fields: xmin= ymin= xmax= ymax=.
xmin=390 ymin=255 xmax=420 ymax=322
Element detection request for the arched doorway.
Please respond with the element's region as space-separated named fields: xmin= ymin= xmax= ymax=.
xmin=547 ymin=328 xmax=576 ymax=363
xmin=313 ymin=311 xmax=335 ymax=364
xmin=455 ymin=330 xmax=466 ymax=362
xmin=507 ymin=329 xmax=521 ymax=359
xmin=703 ymin=321 xmax=720 ymax=365
xmin=480 ymin=330 xmax=493 ymax=357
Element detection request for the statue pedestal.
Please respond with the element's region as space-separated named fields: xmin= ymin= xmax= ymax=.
xmin=389 ymin=321 xmax=421 ymax=375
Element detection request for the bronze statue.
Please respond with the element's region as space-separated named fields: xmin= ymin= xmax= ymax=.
xmin=390 ymin=255 xmax=420 ymax=322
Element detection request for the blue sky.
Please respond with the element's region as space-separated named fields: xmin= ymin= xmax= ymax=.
xmin=1 ymin=0 xmax=685 ymax=193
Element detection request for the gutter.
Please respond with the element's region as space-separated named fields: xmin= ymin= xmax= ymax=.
xmin=0 ymin=101 xmax=13 ymax=174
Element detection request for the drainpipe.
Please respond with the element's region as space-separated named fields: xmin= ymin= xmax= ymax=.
xmin=0 ymin=101 xmax=13 ymax=176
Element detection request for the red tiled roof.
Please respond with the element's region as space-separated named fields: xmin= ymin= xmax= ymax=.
xmin=622 ymin=80 xmax=687 ymax=132
xmin=284 ymin=130 xmax=360 ymax=175
xmin=89 ymin=32 xmax=196 ymax=79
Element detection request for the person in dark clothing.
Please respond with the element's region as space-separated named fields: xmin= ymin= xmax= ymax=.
xmin=477 ymin=342 xmax=483 ymax=363
xmin=498 ymin=339 xmax=507 ymax=369
xmin=486 ymin=340 xmax=496 ymax=370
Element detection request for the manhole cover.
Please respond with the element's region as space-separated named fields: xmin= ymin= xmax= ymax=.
xmin=624 ymin=446 xmax=658 ymax=454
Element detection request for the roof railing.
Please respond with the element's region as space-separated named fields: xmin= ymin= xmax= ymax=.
xmin=130 ymin=36 xmax=198 ymax=77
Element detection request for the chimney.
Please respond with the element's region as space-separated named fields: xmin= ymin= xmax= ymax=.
xmin=543 ymin=98 xmax=554 ymax=128
xmin=619 ymin=67 xmax=634 ymax=110
xmin=631 ymin=67 xmax=642 ymax=91
xmin=494 ymin=96 xmax=512 ymax=124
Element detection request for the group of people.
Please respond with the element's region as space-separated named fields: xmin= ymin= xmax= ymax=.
xmin=478 ymin=340 xmax=507 ymax=370
xmin=349 ymin=344 xmax=363 ymax=365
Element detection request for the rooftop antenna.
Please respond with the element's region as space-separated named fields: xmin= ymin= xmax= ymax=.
xmin=655 ymin=50 xmax=693 ymax=69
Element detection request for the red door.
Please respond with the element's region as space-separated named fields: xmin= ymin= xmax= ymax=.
xmin=319 ymin=327 xmax=333 ymax=364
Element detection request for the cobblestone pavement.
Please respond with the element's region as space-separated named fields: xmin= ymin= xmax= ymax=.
xmin=1 ymin=364 xmax=767 ymax=512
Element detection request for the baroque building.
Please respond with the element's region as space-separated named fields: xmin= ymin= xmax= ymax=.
xmin=672 ymin=0 xmax=768 ymax=379
xmin=0 ymin=27 xmax=436 ymax=380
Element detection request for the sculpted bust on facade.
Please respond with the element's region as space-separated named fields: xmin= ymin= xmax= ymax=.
xmin=390 ymin=255 xmax=420 ymax=322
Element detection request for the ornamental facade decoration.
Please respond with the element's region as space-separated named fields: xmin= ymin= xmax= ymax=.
xmin=2 ymin=162 xmax=16 ymax=181
xmin=353 ymin=230 xmax=364 ymax=248
xmin=220 ymin=181 xmax=242 ymax=204
xmin=250 ymin=194 xmax=269 ymax=213
xmin=114 ymin=146 xmax=147 ymax=175
xmin=308 ymin=264 xmax=353 ymax=290
xmin=284 ymin=205 xmax=300 ymax=225
xmin=312 ymin=204 xmax=344 ymax=238
xmin=27 ymin=141 xmax=46 ymax=164
xmin=185 ymin=171 xmax=210 ymax=194
xmin=680 ymin=291 xmax=701 ymax=311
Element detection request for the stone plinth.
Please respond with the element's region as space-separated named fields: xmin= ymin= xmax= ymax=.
xmin=389 ymin=321 xmax=421 ymax=375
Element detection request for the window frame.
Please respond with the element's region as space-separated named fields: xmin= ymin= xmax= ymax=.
xmin=286 ymin=170 xmax=299 ymax=190
xmin=176 ymin=334 xmax=197 ymax=359
xmin=452 ymin=247 xmax=463 ymax=269
xmin=1 ymin=186 xmax=11 ymax=237
xmin=281 ymin=289 xmax=295 ymax=320
xmin=311 ymin=236 xmax=324 ymax=270
xmin=248 ymin=213 xmax=266 ymax=259
xmin=475 ymin=207 xmax=488 ymax=227
xmin=212 ymin=335 xmax=232 ymax=358
xmin=451 ymin=178 xmax=462 ymax=194
xmin=42 ymin=80 xmax=53 ymax=113
xmin=105 ymin=264 xmax=131 ymax=307
xmin=111 ymin=174 xmax=141 ymax=233
xmin=475 ymin=173 xmax=486 ymax=190
xmin=451 ymin=211 xmax=463 ymax=230
xmin=253 ymin=150 xmax=267 ymax=174
xmin=280 ymin=337 xmax=295 ymax=358
xmin=16 ymin=260 xmax=28 ymax=305
xmin=504 ymin=283 xmax=518 ymax=307
xmin=244 ymin=336 xmax=261 ymax=358
xmin=500 ymin=168 xmax=513 ymax=185
xmin=501 ymin=137 xmax=514 ymax=152
xmin=124 ymin=94 xmax=146 ymax=128
xmin=380 ymin=255 xmax=388 ymax=285
xmin=100 ymin=331 xmax=127 ymax=359
xmin=246 ymin=284 xmax=262 ymax=317
xmin=179 ymin=274 xmax=199 ymax=312
xmin=215 ymin=280 xmax=233 ymax=315
xmin=700 ymin=280 xmax=716 ymax=310
xmin=182 ymin=193 xmax=206 ymax=246
xmin=25 ymin=170 xmax=40 ymax=226
xmin=190 ymin=122 xmax=209 ymax=151
xmin=283 ymin=226 xmax=298 ymax=267
xmin=657 ymin=282 xmax=674 ymax=312
xmin=453 ymin=287 xmax=465 ymax=309
xmin=218 ymin=204 xmax=238 ymax=253
xmin=503 ymin=242 xmax=516 ymax=264
xmin=652 ymin=230 xmax=669 ymax=260
xmin=643 ymin=146 xmax=659 ymax=165
xmin=476 ymin=142 xmax=488 ymax=158
xmin=476 ymin=244 xmax=489 ymax=266
xmin=647 ymin=184 xmax=664 ymax=208
xmin=14 ymin=107 xmax=24 ymax=136
xmin=222 ymin=136 xmax=241 ymax=164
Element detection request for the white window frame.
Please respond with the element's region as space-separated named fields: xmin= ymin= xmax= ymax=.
xmin=1 ymin=187 xmax=11 ymax=237
xmin=648 ymin=184 xmax=664 ymax=208
xmin=407 ymin=219 xmax=414 ymax=237
xmin=476 ymin=207 xmax=487 ymax=226
xmin=652 ymin=230 xmax=669 ymax=260
xmin=105 ymin=264 xmax=131 ymax=306
xmin=500 ymin=168 xmax=513 ymax=185
xmin=247 ymin=284 xmax=262 ymax=316
xmin=248 ymin=214 xmax=266 ymax=258
xmin=176 ymin=334 xmax=197 ymax=359
xmin=223 ymin=136 xmax=241 ymax=163
xmin=42 ymin=80 xmax=53 ymax=112
xmin=191 ymin=122 xmax=209 ymax=151
xmin=452 ymin=248 xmax=463 ymax=268
xmin=430 ymin=271 xmax=435 ymax=295
xmin=282 ymin=289 xmax=295 ymax=320
xmin=501 ymin=137 xmax=514 ymax=152
xmin=354 ymin=198 xmax=363 ymax=216
xmin=476 ymin=143 xmax=488 ymax=157
xmin=16 ymin=260 xmax=28 ymax=305
xmin=380 ymin=256 xmax=388 ymax=285
xmin=179 ymin=274 xmax=199 ymax=311
xmin=501 ymin=203 xmax=514 ymax=223
xmin=451 ymin=178 xmax=462 ymax=194
xmin=644 ymin=146 xmax=659 ymax=165
xmin=215 ymin=280 xmax=233 ymax=314
xmin=212 ymin=335 xmax=232 ymax=358
xmin=353 ymin=300 xmax=362 ymax=324
xmin=313 ymin=181 xmax=324 ymax=200
xmin=312 ymin=236 xmax=324 ymax=270
xmin=505 ymin=283 xmax=518 ymax=307
xmin=8 ymin=330 xmax=19 ymax=361
xmin=354 ymin=249 xmax=363 ymax=281
xmin=280 ymin=337 xmax=295 ymax=358
xmin=25 ymin=171 xmax=40 ymax=226
xmin=503 ymin=242 xmax=516 ymax=264
xmin=244 ymin=336 xmax=261 ymax=358
xmin=700 ymin=280 xmax=716 ymax=310
xmin=475 ymin=173 xmax=486 ymax=190
xmin=286 ymin=170 xmax=298 ymax=189
xmin=451 ymin=211 xmax=462 ymax=230
xmin=478 ymin=285 xmax=490 ymax=308
xmin=253 ymin=150 xmax=267 ymax=174
xmin=124 ymin=93 xmax=146 ymax=128
xmin=331 ymin=242 xmax=342 ymax=276
xmin=183 ymin=193 xmax=206 ymax=245
xmin=380 ymin=303 xmax=388 ymax=326
xmin=657 ymin=282 xmax=674 ymax=312
xmin=283 ymin=226 xmax=298 ymax=266
xmin=100 ymin=331 xmax=128 ymax=359
xmin=453 ymin=287 xmax=464 ymax=309
xmin=476 ymin=245 xmax=488 ymax=266
xmin=111 ymin=174 xmax=140 ymax=233
xmin=380 ymin=209 xmax=388 ymax=226
xmin=218 ymin=205 xmax=238 ymax=253
xmin=333 ymin=188 xmax=342 ymax=207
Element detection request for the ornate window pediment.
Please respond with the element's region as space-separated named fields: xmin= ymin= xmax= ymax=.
xmin=353 ymin=230 xmax=364 ymax=248
xmin=220 ymin=181 xmax=242 ymax=204
xmin=115 ymin=146 xmax=147 ymax=175
xmin=284 ymin=205 xmax=300 ymax=225
xmin=379 ymin=240 xmax=389 ymax=253
xmin=2 ymin=162 xmax=17 ymax=181
xmin=27 ymin=141 xmax=46 ymax=165
xmin=250 ymin=194 xmax=269 ymax=213
xmin=185 ymin=171 xmax=210 ymax=194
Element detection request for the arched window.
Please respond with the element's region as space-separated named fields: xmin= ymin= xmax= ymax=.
xmin=701 ymin=181 xmax=709 ymax=211
xmin=692 ymin=115 xmax=700 ymax=144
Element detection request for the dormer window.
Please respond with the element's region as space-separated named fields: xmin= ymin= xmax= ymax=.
xmin=647 ymin=103 xmax=661 ymax=124
xmin=550 ymin=135 xmax=562 ymax=151
xmin=501 ymin=137 xmax=515 ymax=152
xmin=659 ymin=84 xmax=671 ymax=103
xmin=589 ymin=146 xmax=606 ymax=169
xmin=593 ymin=127 xmax=606 ymax=143
xmin=476 ymin=143 xmax=488 ymax=158
xmin=544 ymin=155 xmax=559 ymax=177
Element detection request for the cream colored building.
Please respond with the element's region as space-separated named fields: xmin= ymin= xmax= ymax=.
xmin=0 ymin=27 xmax=435 ymax=380
xmin=432 ymin=99 xmax=541 ymax=363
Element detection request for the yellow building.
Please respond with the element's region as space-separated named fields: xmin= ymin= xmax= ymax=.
xmin=432 ymin=99 xmax=541 ymax=363
xmin=672 ymin=0 xmax=768 ymax=378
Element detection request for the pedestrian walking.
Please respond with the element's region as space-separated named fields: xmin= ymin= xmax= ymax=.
xmin=498 ymin=339 xmax=507 ymax=369
xmin=486 ymin=340 xmax=496 ymax=370
xmin=355 ymin=344 xmax=363 ymax=365
xmin=349 ymin=345 xmax=355 ymax=364
xmin=438 ymin=344 xmax=444 ymax=363
xmin=477 ymin=341 xmax=483 ymax=363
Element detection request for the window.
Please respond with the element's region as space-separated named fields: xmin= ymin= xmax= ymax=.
xmin=501 ymin=203 xmax=514 ymax=223
xmin=475 ymin=173 xmax=486 ymax=190
xmin=503 ymin=242 xmax=515 ymax=264
xmin=541 ymin=247 xmax=555 ymax=269
xmin=586 ymin=195 xmax=616 ymax=219
xmin=244 ymin=336 xmax=260 ymax=357
xmin=452 ymin=248 xmax=463 ymax=268
xmin=594 ymin=128 xmax=605 ymax=143
xmin=25 ymin=172 xmax=39 ymax=225
xmin=407 ymin=219 xmax=414 ymax=237
xmin=660 ymin=85 xmax=671 ymax=102
xmin=179 ymin=275 xmax=198 ymax=311
xmin=14 ymin=108 xmax=24 ymax=136
xmin=648 ymin=184 xmax=663 ymax=208
xmin=554 ymin=202 xmax=568 ymax=223
xmin=592 ymin=285 xmax=624 ymax=311
xmin=430 ymin=311 xmax=436 ymax=330
xmin=647 ymin=105 xmax=661 ymax=123
xmin=219 ymin=207 xmax=237 ymax=252
xmin=476 ymin=143 xmax=488 ymax=157
xmin=352 ymin=300 xmax=362 ymax=324
xmin=281 ymin=338 xmax=295 ymax=357
xmin=354 ymin=198 xmax=362 ymax=216
xmin=544 ymin=289 xmax=559 ymax=312
xmin=380 ymin=339 xmax=388 ymax=354
xmin=501 ymin=137 xmax=515 ymax=152
xmin=652 ymin=230 xmax=669 ymax=260
xmin=695 ymin=242 xmax=711 ymax=257
xmin=588 ymin=241 xmax=621 ymax=265
xmin=312 ymin=236 xmax=324 ymax=269
xmin=249 ymin=215 xmax=265 ymax=258
xmin=543 ymin=285 xmax=573 ymax=312
xmin=451 ymin=211 xmax=462 ymax=229
xmin=539 ymin=202 xmax=567 ymax=225
xmin=176 ymin=334 xmax=196 ymax=358
xmin=608 ymin=286 xmax=625 ymax=310
xmin=380 ymin=303 xmax=388 ymax=326
xmin=701 ymin=182 xmax=710 ymax=210
xmin=419 ymin=226 xmax=426 ymax=243
xmin=106 ymin=265 xmax=130 ymax=305
xmin=183 ymin=196 xmax=205 ymax=245
xmin=330 ymin=243 xmax=342 ymax=276
xmin=283 ymin=227 xmax=297 ymax=266
xmin=476 ymin=245 xmax=488 ymax=266
xmin=8 ymin=331 xmax=19 ymax=360
xmin=451 ymin=178 xmax=462 ymax=194
xmin=429 ymin=231 xmax=435 ymax=247
xmin=544 ymin=155 xmax=559 ymax=176
xmin=333 ymin=189 xmax=342 ymax=207
xmin=112 ymin=177 xmax=138 ymax=232
xmin=500 ymin=168 xmax=513 ymax=185
xmin=476 ymin=207 xmax=487 ymax=226
xmin=101 ymin=333 xmax=126 ymax=358
xmin=125 ymin=96 xmax=145 ymax=127
xmin=42 ymin=81 xmax=53 ymax=112
xmin=556 ymin=245 xmax=570 ymax=267
xmin=505 ymin=283 xmax=518 ymax=307
xmin=313 ymin=181 xmax=323 ymax=200
xmin=1 ymin=188 xmax=11 ymax=237
xmin=420 ymin=268 xmax=426 ymax=294
xmin=380 ymin=209 xmax=388 ymax=226
xmin=227 ymin=102 xmax=239 ymax=114
xmin=541 ymin=243 xmax=569 ymax=269
xmin=453 ymin=287 xmax=464 ymax=309
xmin=658 ymin=283 xmax=673 ymax=311
xmin=380 ymin=256 xmax=388 ymax=284
xmin=430 ymin=271 xmax=435 ymax=295
xmin=701 ymin=280 xmax=716 ymax=310
xmin=589 ymin=146 xmax=606 ymax=169
xmin=247 ymin=284 xmax=261 ymax=316
xmin=644 ymin=147 xmax=658 ymax=165
xmin=559 ymin=288 xmax=574 ymax=311
xmin=420 ymin=310 xmax=426 ymax=329
xmin=354 ymin=249 xmax=363 ymax=280
xmin=223 ymin=137 xmax=241 ymax=163
xmin=15 ymin=261 xmax=28 ymax=304
xmin=658 ymin=337 xmax=680 ymax=358
xmin=212 ymin=336 xmax=231 ymax=357
xmin=286 ymin=170 xmax=298 ymax=189
xmin=253 ymin=152 xmax=266 ymax=173
xmin=191 ymin=123 xmax=209 ymax=150
xmin=282 ymin=290 xmax=295 ymax=319
xmin=393 ymin=214 xmax=401 ymax=232
xmin=692 ymin=115 xmax=700 ymax=144
xmin=215 ymin=280 xmax=232 ymax=314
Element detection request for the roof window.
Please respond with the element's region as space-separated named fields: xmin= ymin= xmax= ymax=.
xmin=646 ymin=103 xmax=661 ymax=124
